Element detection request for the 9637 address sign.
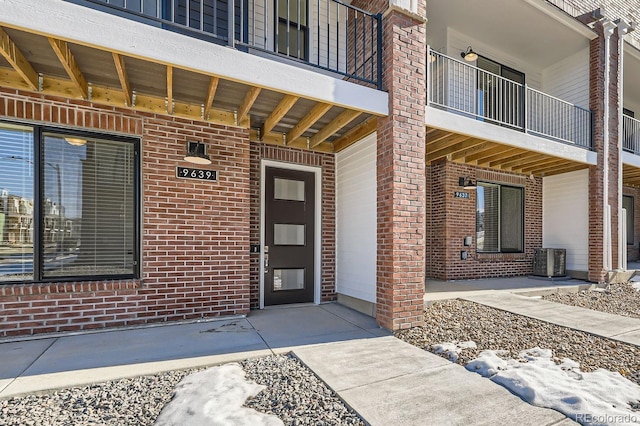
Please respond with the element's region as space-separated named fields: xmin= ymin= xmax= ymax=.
xmin=176 ymin=166 xmax=217 ymax=181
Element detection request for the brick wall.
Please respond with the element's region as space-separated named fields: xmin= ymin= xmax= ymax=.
xmin=0 ymin=88 xmax=251 ymax=337
xmin=426 ymin=161 xmax=543 ymax=280
xmin=248 ymin=143 xmax=336 ymax=309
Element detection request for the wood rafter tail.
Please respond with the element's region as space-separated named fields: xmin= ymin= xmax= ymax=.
xmin=0 ymin=27 xmax=38 ymax=91
xmin=48 ymin=37 xmax=88 ymax=99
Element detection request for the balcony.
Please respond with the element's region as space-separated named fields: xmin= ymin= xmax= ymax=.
xmin=66 ymin=0 xmax=382 ymax=89
xmin=427 ymin=50 xmax=593 ymax=149
xmin=623 ymin=115 xmax=640 ymax=154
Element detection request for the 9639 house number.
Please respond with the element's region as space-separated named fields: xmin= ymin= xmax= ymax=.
xmin=176 ymin=166 xmax=217 ymax=181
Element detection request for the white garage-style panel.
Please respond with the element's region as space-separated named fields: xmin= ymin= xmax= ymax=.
xmin=336 ymin=132 xmax=377 ymax=305
xmin=543 ymin=169 xmax=589 ymax=274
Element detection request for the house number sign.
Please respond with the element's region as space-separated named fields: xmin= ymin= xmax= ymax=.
xmin=454 ymin=191 xmax=470 ymax=199
xmin=176 ymin=166 xmax=217 ymax=181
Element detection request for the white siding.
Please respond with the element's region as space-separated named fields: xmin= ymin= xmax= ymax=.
xmin=542 ymin=48 xmax=589 ymax=109
xmin=542 ymin=169 xmax=589 ymax=272
xmin=336 ymin=133 xmax=376 ymax=303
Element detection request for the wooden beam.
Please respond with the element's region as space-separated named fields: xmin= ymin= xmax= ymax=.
xmin=428 ymin=138 xmax=482 ymax=163
xmin=310 ymin=110 xmax=361 ymax=148
xmin=237 ymin=86 xmax=261 ymax=125
xmin=475 ymin=147 xmax=524 ymax=166
xmin=48 ymin=38 xmax=88 ymax=99
xmin=451 ymin=142 xmax=489 ymax=161
xmin=519 ymin=158 xmax=567 ymax=174
xmin=0 ymin=27 xmax=37 ymax=91
xmin=0 ymin=66 xmax=249 ymax=128
xmin=426 ymin=134 xmax=471 ymax=155
xmin=203 ymin=76 xmax=220 ymax=120
xmin=112 ymin=53 xmax=131 ymax=107
xmin=166 ymin=65 xmax=173 ymax=114
xmin=333 ymin=118 xmax=377 ymax=152
xmin=287 ymin=103 xmax=332 ymax=143
xmin=534 ymin=162 xmax=587 ymax=176
xmin=492 ymin=153 xmax=547 ymax=169
xmin=262 ymin=94 xmax=298 ymax=136
xmin=252 ymin=129 xmax=334 ymax=153
xmin=426 ymin=129 xmax=455 ymax=145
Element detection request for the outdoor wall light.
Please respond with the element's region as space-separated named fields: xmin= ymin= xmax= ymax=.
xmin=459 ymin=176 xmax=476 ymax=189
xmin=64 ymin=137 xmax=87 ymax=146
xmin=184 ymin=141 xmax=211 ymax=165
xmin=461 ymin=46 xmax=478 ymax=62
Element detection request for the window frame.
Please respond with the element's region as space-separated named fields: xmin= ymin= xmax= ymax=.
xmin=275 ymin=0 xmax=310 ymax=61
xmin=623 ymin=194 xmax=634 ymax=246
xmin=0 ymin=120 xmax=141 ymax=285
xmin=475 ymin=181 xmax=525 ymax=254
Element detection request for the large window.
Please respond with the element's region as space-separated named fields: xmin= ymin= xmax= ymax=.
xmin=0 ymin=122 xmax=139 ymax=283
xmin=476 ymin=182 xmax=524 ymax=253
xmin=623 ymin=195 xmax=634 ymax=246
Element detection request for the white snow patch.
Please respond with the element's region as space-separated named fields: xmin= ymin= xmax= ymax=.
xmin=155 ymin=363 xmax=283 ymax=426
xmin=432 ymin=341 xmax=476 ymax=362
xmin=466 ymin=347 xmax=640 ymax=425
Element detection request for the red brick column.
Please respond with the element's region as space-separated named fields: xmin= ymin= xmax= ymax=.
xmin=375 ymin=7 xmax=426 ymax=330
xmin=588 ymin=22 xmax=621 ymax=282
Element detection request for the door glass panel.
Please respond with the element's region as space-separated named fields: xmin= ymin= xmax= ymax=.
xmin=274 ymin=178 xmax=305 ymax=201
xmin=274 ymin=268 xmax=304 ymax=291
xmin=274 ymin=224 xmax=305 ymax=245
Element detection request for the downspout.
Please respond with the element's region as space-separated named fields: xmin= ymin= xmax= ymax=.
xmin=616 ymin=20 xmax=635 ymax=270
xmin=603 ymin=19 xmax=616 ymax=273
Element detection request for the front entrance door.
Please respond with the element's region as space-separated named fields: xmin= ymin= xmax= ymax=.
xmin=264 ymin=166 xmax=315 ymax=306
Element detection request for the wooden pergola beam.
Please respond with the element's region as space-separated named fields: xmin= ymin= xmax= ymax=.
xmin=287 ymin=103 xmax=332 ymax=143
xmin=203 ymin=76 xmax=220 ymax=120
xmin=310 ymin=109 xmax=361 ymax=148
xmin=237 ymin=86 xmax=261 ymax=125
xmin=262 ymin=94 xmax=298 ymax=136
xmin=333 ymin=118 xmax=377 ymax=152
xmin=112 ymin=53 xmax=131 ymax=107
xmin=167 ymin=65 xmax=173 ymax=114
xmin=48 ymin=38 xmax=88 ymax=99
xmin=0 ymin=27 xmax=38 ymax=91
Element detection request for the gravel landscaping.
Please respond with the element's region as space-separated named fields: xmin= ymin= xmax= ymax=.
xmin=0 ymin=354 xmax=363 ymax=426
xmin=395 ymin=299 xmax=640 ymax=386
xmin=542 ymin=282 xmax=640 ymax=319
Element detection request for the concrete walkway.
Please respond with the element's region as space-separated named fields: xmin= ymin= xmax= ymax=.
xmin=295 ymin=336 xmax=572 ymax=425
xmin=0 ymin=302 xmax=575 ymax=425
xmin=463 ymin=292 xmax=640 ymax=346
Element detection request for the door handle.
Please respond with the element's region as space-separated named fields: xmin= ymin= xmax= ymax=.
xmin=264 ymin=253 xmax=269 ymax=272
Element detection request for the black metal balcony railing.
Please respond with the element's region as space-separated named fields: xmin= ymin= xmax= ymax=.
xmin=69 ymin=0 xmax=382 ymax=89
xmin=428 ymin=50 xmax=593 ymax=149
xmin=623 ymin=115 xmax=640 ymax=154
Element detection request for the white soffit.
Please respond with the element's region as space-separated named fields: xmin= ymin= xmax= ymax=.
xmin=0 ymin=0 xmax=389 ymax=116
xmin=428 ymin=0 xmax=594 ymax=68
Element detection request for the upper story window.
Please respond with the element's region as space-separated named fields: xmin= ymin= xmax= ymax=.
xmin=0 ymin=122 xmax=140 ymax=283
xmin=476 ymin=55 xmax=525 ymax=129
xmin=476 ymin=182 xmax=524 ymax=253
xmin=276 ymin=0 xmax=309 ymax=61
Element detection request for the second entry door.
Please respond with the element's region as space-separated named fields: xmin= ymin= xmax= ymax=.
xmin=264 ymin=166 xmax=315 ymax=306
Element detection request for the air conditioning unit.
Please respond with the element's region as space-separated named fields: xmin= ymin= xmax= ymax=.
xmin=533 ymin=248 xmax=566 ymax=277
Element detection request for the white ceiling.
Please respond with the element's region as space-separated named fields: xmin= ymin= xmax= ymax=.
xmin=427 ymin=0 xmax=593 ymax=69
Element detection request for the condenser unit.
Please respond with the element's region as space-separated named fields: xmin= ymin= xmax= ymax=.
xmin=533 ymin=248 xmax=566 ymax=277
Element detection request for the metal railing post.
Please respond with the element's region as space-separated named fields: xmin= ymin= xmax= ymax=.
xmin=228 ymin=0 xmax=235 ymax=47
xmin=376 ymin=13 xmax=382 ymax=90
xmin=524 ymin=84 xmax=528 ymax=134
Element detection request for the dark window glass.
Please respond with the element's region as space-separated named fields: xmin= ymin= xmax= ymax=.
xmin=276 ymin=0 xmax=308 ymax=60
xmin=42 ymin=134 xmax=136 ymax=278
xmin=624 ymin=195 xmax=634 ymax=245
xmin=0 ymin=124 xmax=34 ymax=282
xmin=476 ymin=182 xmax=524 ymax=253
